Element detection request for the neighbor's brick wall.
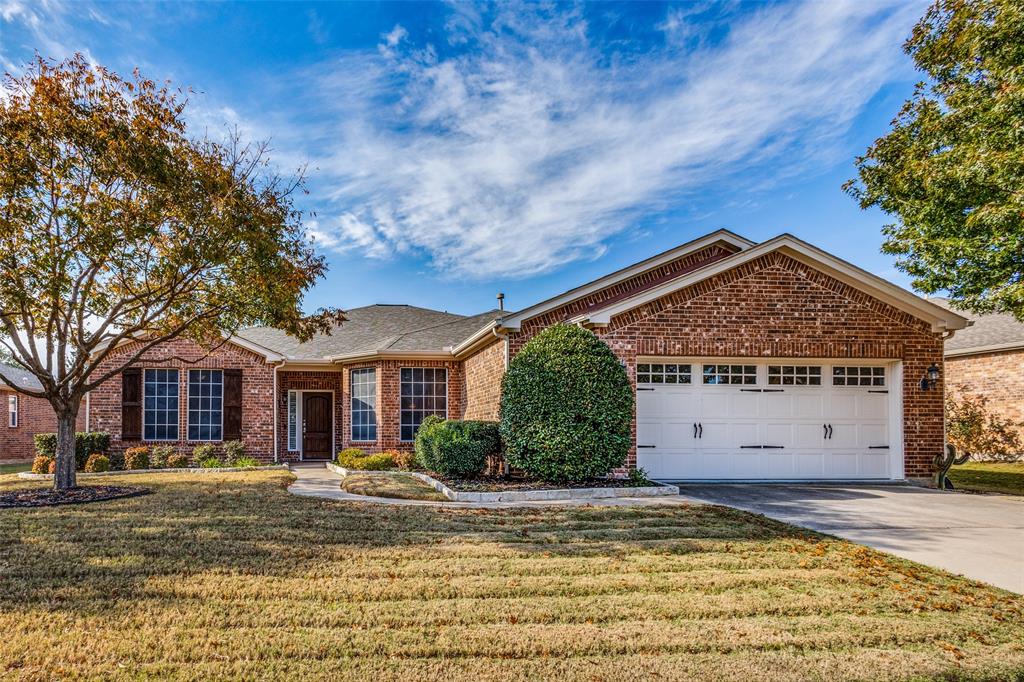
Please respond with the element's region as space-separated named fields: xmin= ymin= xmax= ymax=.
xmin=88 ymin=338 xmax=275 ymax=461
xmin=461 ymin=340 xmax=506 ymax=421
xmin=506 ymin=251 xmax=947 ymax=482
xmin=946 ymin=349 xmax=1024 ymax=444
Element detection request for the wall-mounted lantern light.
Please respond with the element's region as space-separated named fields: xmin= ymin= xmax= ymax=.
xmin=919 ymin=363 xmax=940 ymax=391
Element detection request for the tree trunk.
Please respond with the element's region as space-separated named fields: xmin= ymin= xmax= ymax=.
xmin=54 ymin=407 xmax=78 ymax=490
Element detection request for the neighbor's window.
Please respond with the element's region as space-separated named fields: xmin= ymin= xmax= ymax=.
xmin=400 ymin=368 xmax=447 ymax=441
xmin=7 ymin=394 xmax=17 ymax=428
xmin=143 ymin=369 xmax=179 ymax=441
xmin=832 ymin=366 xmax=885 ymax=387
xmin=187 ymin=369 xmax=223 ymax=441
xmin=636 ymin=363 xmax=692 ymax=385
xmin=350 ymin=368 xmax=377 ymax=442
xmin=702 ymin=364 xmax=757 ymax=385
xmin=768 ymin=365 xmax=822 ymax=386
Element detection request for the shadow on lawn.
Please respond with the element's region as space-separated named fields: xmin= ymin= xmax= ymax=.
xmin=0 ymin=471 xmax=833 ymax=612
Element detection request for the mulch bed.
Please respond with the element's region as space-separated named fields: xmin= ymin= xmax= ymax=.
xmin=0 ymin=485 xmax=151 ymax=509
xmin=431 ymin=475 xmax=656 ymax=493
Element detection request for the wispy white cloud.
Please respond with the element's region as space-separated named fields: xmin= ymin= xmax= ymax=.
xmin=290 ymin=1 xmax=921 ymax=279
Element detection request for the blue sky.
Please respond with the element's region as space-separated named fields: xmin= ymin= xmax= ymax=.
xmin=1 ymin=0 xmax=928 ymax=316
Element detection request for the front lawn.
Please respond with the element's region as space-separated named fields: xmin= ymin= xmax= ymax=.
xmin=1 ymin=471 xmax=1022 ymax=680
xmin=0 ymin=461 xmax=31 ymax=475
xmin=342 ymin=471 xmax=448 ymax=501
xmin=949 ymin=461 xmax=1024 ymax=496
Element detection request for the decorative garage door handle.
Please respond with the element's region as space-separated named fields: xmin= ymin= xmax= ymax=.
xmin=740 ymin=445 xmax=785 ymax=449
xmin=637 ymin=445 xmax=656 ymax=449
xmin=868 ymin=445 xmax=890 ymax=449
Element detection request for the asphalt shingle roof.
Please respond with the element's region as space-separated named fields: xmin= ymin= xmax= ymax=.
xmin=931 ymin=298 xmax=1024 ymax=354
xmin=236 ymin=305 xmax=502 ymax=359
xmin=0 ymin=363 xmax=43 ymax=391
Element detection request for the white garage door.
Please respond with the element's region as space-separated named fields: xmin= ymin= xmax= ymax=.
xmin=636 ymin=361 xmax=896 ymax=480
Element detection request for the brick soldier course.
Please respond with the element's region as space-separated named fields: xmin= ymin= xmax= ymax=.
xmin=7 ymin=230 xmax=970 ymax=484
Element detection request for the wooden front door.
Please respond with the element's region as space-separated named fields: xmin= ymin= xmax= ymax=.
xmin=302 ymin=392 xmax=332 ymax=459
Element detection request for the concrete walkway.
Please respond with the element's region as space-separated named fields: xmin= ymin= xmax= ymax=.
xmin=678 ymin=483 xmax=1024 ymax=594
xmin=287 ymin=463 xmax=698 ymax=509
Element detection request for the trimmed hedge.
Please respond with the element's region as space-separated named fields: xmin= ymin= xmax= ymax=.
xmin=33 ymin=432 xmax=111 ymax=471
xmin=415 ymin=418 xmax=499 ymax=477
xmin=337 ymin=448 xmax=396 ymax=471
xmin=499 ymin=324 xmax=633 ymax=482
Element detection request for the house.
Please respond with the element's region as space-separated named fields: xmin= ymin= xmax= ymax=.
xmin=84 ymin=230 xmax=969 ymax=485
xmin=0 ymin=364 xmax=85 ymax=461
xmin=935 ymin=298 xmax=1024 ymax=449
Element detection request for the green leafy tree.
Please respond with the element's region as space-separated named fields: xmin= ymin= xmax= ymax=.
xmin=846 ymin=0 xmax=1023 ymax=321
xmin=0 ymin=55 xmax=343 ymax=490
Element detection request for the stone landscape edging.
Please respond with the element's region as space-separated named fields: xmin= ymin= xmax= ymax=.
xmin=325 ymin=461 xmax=680 ymax=502
xmin=18 ymin=464 xmax=289 ymax=480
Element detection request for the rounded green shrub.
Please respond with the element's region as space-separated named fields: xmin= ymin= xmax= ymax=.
xmin=499 ymin=324 xmax=633 ymax=482
xmin=413 ymin=415 xmax=446 ymax=469
xmin=84 ymin=453 xmax=110 ymax=473
xmin=415 ymin=419 xmax=498 ymax=477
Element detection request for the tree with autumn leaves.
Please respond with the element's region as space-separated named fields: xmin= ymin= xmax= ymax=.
xmin=0 ymin=55 xmax=343 ymax=490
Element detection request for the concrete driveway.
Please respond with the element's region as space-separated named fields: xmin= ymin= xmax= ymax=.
xmin=676 ymin=484 xmax=1024 ymax=593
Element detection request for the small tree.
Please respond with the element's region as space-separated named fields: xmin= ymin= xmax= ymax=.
xmin=499 ymin=324 xmax=633 ymax=482
xmin=946 ymin=391 xmax=1023 ymax=461
xmin=0 ymin=55 xmax=342 ymax=489
xmin=845 ymin=0 xmax=1024 ymax=321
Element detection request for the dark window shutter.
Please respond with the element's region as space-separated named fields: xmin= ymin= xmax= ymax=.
xmin=121 ymin=368 xmax=142 ymax=440
xmin=223 ymin=369 xmax=242 ymax=441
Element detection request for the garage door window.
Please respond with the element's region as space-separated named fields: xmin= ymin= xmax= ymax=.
xmin=637 ymin=363 xmax=691 ymax=384
xmin=702 ymin=364 xmax=757 ymax=385
xmin=832 ymin=366 xmax=885 ymax=386
xmin=768 ymin=365 xmax=822 ymax=386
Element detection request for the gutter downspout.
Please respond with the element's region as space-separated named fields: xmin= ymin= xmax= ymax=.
xmin=272 ymin=362 xmax=281 ymax=463
xmin=493 ymin=326 xmax=510 ymax=369
xmin=85 ymin=391 xmax=90 ymax=432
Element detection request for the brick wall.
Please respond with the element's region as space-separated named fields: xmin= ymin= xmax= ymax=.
xmin=946 ymin=349 xmax=1024 ymax=444
xmin=88 ymin=338 xmax=275 ymax=461
xmin=506 ymin=251 xmax=947 ymax=482
xmin=509 ymin=243 xmax=738 ymax=356
xmin=461 ymin=340 xmax=505 ymax=421
xmin=0 ymin=389 xmax=88 ymax=461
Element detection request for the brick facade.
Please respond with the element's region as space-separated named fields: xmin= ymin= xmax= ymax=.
xmin=88 ymin=338 xmax=275 ymax=461
xmin=0 ymin=389 xmax=87 ymax=461
xmin=946 ymin=349 xmax=1024 ymax=445
xmin=505 ymin=251 xmax=947 ymax=482
xmin=81 ymin=241 xmax=950 ymax=481
xmin=461 ymin=340 xmax=506 ymax=421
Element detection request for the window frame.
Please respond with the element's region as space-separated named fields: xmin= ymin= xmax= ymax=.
xmin=350 ymin=368 xmax=377 ymax=442
xmin=143 ymin=368 xmax=180 ymax=442
xmin=702 ymin=363 xmax=758 ymax=386
xmin=186 ymin=369 xmax=224 ymax=442
xmin=767 ymin=365 xmax=823 ymax=386
xmin=832 ymin=365 xmax=886 ymax=387
xmin=636 ymin=363 xmax=693 ymax=385
xmin=399 ymin=367 xmax=448 ymax=442
xmin=287 ymin=390 xmax=299 ymax=452
xmin=7 ymin=394 xmax=17 ymax=428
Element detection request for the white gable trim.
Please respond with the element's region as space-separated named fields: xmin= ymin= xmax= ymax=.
xmin=499 ymin=229 xmax=753 ymax=331
xmin=582 ymin=234 xmax=971 ymax=333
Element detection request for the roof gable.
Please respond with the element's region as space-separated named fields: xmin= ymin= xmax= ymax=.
xmin=499 ymin=229 xmax=753 ymax=330
xmin=578 ymin=234 xmax=970 ymax=333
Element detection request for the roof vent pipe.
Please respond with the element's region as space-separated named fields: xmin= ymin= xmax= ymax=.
xmin=496 ymin=293 xmax=505 ymax=311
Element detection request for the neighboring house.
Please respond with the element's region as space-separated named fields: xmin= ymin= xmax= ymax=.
xmin=0 ymin=364 xmax=85 ymax=461
xmin=85 ymin=230 xmax=969 ymax=485
xmin=935 ymin=298 xmax=1024 ymax=448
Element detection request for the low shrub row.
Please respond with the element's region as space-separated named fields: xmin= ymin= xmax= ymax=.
xmin=31 ymin=441 xmax=259 ymax=473
xmin=336 ymin=448 xmax=400 ymax=471
xmin=34 ymin=432 xmax=111 ymax=471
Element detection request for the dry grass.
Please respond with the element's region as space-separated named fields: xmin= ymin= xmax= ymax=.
xmin=342 ymin=472 xmax=448 ymax=501
xmin=0 ymin=470 xmax=1022 ymax=681
xmin=949 ymin=461 xmax=1024 ymax=496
